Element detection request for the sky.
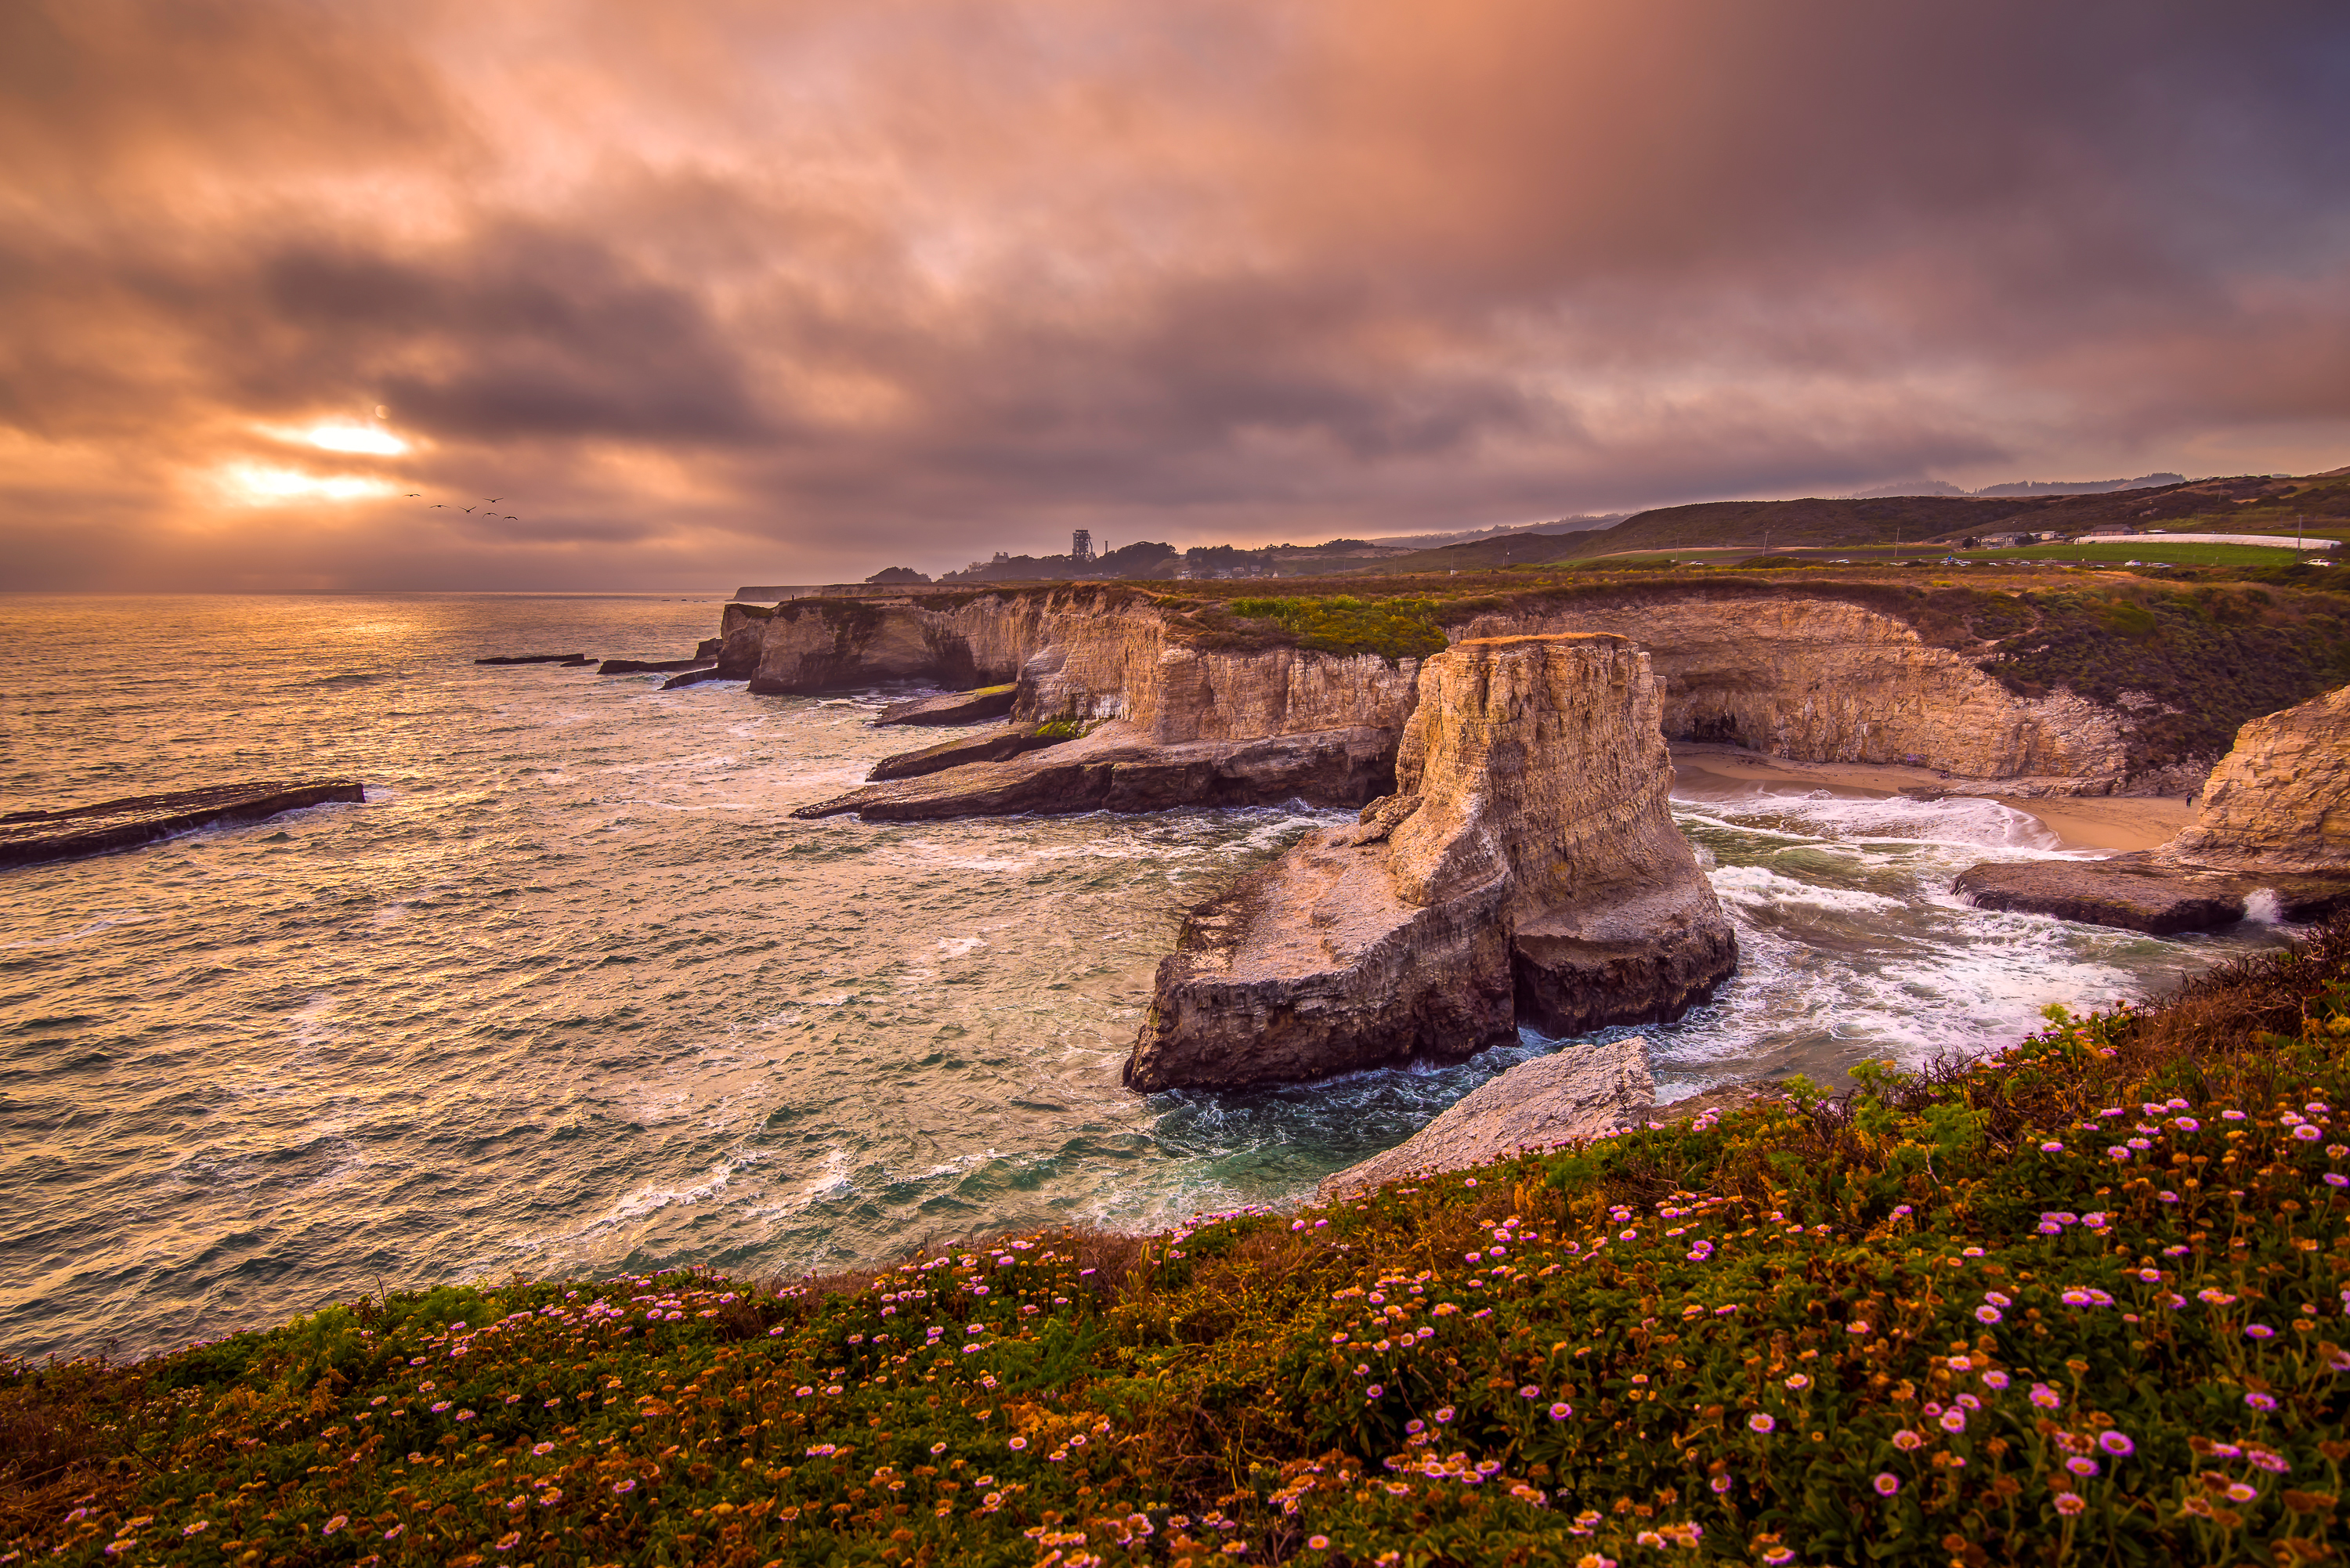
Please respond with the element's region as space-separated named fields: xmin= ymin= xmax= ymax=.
xmin=5 ymin=1 xmax=2348 ymax=591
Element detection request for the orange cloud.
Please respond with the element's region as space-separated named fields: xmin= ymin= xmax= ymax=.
xmin=2 ymin=0 xmax=2346 ymax=590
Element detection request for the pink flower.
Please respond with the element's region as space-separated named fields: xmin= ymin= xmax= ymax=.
xmin=1872 ymin=1473 xmax=1900 ymax=1496
xmin=1892 ymin=1429 xmax=1924 ymax=1451
xmin=2098 ymin=1431 xmax=2135 ymax=1458
xmin=1549 ymin=1402 xmax=1572 ymax=1420
xmin=2054 ymin=1493 xmax=2085 ymax=1516
xmin=1748 ymin=1413 xmax=1776 ymax=1433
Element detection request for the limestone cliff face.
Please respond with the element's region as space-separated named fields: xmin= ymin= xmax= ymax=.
xmin=724 ymin=586 xmax=2169 ymax=798
xmin=1123 ymin=634 xmax=1736 ymax=1092
xmin=2163 ymin=685 xmax=2350 ymax=870
xmin=741 ymin=588 xmax=1419 ymax=744
xmin=1456 ymin=597 xmax=2128 ymax=787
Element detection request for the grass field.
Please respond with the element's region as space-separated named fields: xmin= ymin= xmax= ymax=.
xmin=1963 ymin=542 xmax=2322 ymax=569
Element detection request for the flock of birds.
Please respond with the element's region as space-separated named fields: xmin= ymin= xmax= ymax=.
xmin=407 ymin=493 xmax=522 ymax=519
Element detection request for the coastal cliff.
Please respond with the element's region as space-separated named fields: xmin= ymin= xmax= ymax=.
xmin=1456 ymin=594 xmax=2135 ymax=792
xmin=1123 ymin=634 xmax=1736 ymax=1091
xmin=721 ymin=579 xmax=2285 ymax=818
xmin=2162 ymin=683 xmax=2350 ymax=870
xmin=1954 ymin=683 xmax=2350 ymax=932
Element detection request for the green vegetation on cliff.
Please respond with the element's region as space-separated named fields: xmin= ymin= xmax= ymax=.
xmin=11 ymin=922 xmax=2350 ymax=1566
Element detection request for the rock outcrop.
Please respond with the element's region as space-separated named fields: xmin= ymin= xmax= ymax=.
xmin=2164 ymin=685 xmax=2350 ymax=870
xmin=1949 ymin=857 xmax=2350 ymax=935
xmin=874 ymin=685 xmax=1018 ymax=726
xmin=598 ymin=656 xmax=714 ymax=675
xmin=798 ymin=723 xmax=1394 ymax=820
xmin=865 ymin=724 xmax=1073 ymax=782
xmin=1315 ymin=1037 xmax=1654 ymax=1201
xmin=1123 ymin=634 xmax=1736 ymax=1091
xmin=1 ymin=781 xmax=367 ymax=869
xmin=1954 ymin=685 xmax=2350 ymax=931
xmin=1456 ymin=594 xmax=2134 ymax=791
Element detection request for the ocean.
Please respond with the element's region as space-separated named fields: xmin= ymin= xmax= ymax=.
xmin=0 ymin=593 xmax=2290 ymax=1361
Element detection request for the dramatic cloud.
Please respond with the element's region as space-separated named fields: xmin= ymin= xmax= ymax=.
xmin=3 ymin=0 xmax=2347 ymax=589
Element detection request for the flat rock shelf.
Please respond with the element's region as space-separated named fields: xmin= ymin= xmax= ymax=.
xmin=0 ymin=780 xmax=366 ymax=869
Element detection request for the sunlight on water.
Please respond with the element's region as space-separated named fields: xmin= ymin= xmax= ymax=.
xmin=0 ymin=595 xmax=2292 ymax=1359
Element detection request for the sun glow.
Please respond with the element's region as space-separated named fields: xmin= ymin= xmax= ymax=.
xmin=255 ymin=421 xmax=412 ymax=456
xmin=215 ymin=463 xmax=400 ymax=506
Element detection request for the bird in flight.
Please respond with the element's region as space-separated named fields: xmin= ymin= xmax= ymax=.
xmin=463 ymin=506 xmax=477 ymax=514
xmin=406 ymin=492 xmax=421 ymax=497
xmin=485 ymin=497 xmax=503 ymax=504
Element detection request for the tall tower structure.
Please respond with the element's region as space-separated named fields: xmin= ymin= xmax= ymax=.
xmin=1071 ymin=529 xmax=1094 ymax=565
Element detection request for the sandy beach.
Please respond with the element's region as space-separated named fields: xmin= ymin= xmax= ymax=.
xmin=1671 ymin=742 xmax=2193 ymax=852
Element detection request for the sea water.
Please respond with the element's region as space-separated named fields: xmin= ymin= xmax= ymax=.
xmin=0 ymin=594 xmax=2290 ymax=1360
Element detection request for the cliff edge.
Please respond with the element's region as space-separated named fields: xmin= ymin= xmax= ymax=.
xmin=1954 ymin=683 xmax=2350 ymax=932
xmin=1124 ymin=634 xmax=1736 ymax=1091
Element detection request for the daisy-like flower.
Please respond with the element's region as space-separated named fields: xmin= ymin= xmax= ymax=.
xmin=1981 ymin=1370 xmax=2010 ymax=1390
xmin=2039 ymin=1142 xmax=2064 ymax=1154
xmin=1872 ymin=1473 xmax=1900 ymax=1496
xmin=2246 ymin=1393 xmax=2280 ymax=1411
xmin=2066 ymin=1456 xmax=2099 ymax=1478
xmin=2247 ymin=1324 xmax=2276 ymax=1341
xmin=2030 ymin=1384 xmax=2063 ymax=1410
xmin=1519 ymin=1385 xmax=1541 ymax=1398
xmin=2054 ymin=1493 xmax=2085 ymax=1517
xmin=1892 ymin=1429 xmax=1923 ymax=1451
xmin=1009 ymin=1436 xmax=1029 ymax=1451
xmin=1975 ymin=1305 xmax=2002 ymax=1324
xmin=1939 ymin=1408 xmax=1966 ymax=1434
xmin=1549 ymin=1402 xmax=1572 ymax=1420
xmin=2098 ymin=1431 xmax=2135 ymax=1458
xmin=1748 ymin=1413 xmax=1776 ymax=1434
xmin=1784 ymin=1374 xmax=1810 ymax=1390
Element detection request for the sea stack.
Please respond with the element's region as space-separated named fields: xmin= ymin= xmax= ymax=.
xmin=1123 ymin=634 xmax=1737 ymax=1091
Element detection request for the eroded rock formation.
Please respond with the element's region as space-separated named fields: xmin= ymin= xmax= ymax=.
xmin=1954 ymin=684 xmax=2350 ymax=932
xmin=2163 ymin=684 xmax=2350 ymax=871
xmin=1455 ymin=595 xmax=2135 ymax=792
xmin=1123 ymin=634 xmax=1737 ymax=1091
xmin=1 ymin=781 xmax=367 ymax=869
xmin=1315 ymin=1037 xmax=1655 ymax=1201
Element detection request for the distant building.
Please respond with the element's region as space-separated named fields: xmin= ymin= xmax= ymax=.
xmin=1072 ymin=529 xmax=1094 ymax=565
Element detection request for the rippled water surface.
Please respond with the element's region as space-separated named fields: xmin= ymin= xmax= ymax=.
xmin=0 ymin=594 xmax=2290 ymax=1359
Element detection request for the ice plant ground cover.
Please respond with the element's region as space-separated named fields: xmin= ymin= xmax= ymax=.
xmin=8 ymin=919 xmax=2350 ymax=1566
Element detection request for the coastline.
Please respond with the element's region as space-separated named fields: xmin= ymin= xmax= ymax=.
xmin=1671 ymin=741 xmax=2192 ymax=852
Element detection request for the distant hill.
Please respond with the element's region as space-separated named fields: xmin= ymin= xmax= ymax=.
xmin=1844 ymin=472 xmax=2186 ymax=500
xmin=1362 ymin=514 xmax=1629 ymax=551
xmin=1972 ymin=472 xmax=2187 ymax=498
xmin=1361 ymin=471 xmax=2350 ymax=571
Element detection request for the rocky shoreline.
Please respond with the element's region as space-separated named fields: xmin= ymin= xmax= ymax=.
xmin=1952 ymin=684 xmax=2350 ymax=932
xmin=0 ymin=780 xmax=366 ymax=869
xmin=660 ymin=582 xmax=2349 ymax=1087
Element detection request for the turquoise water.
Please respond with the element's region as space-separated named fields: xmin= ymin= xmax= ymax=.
xmin=0 ymin=594 xmax=2288 ymax=1360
